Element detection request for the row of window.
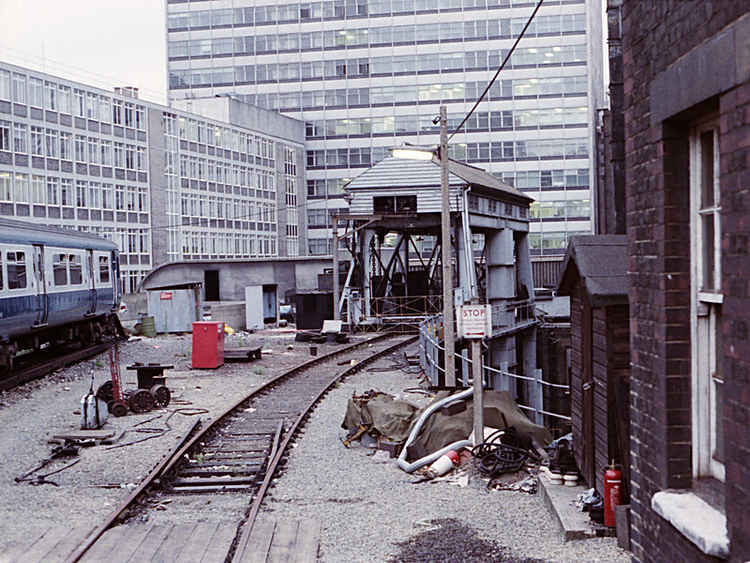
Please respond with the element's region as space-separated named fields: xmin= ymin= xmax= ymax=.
xmin=177 ymin=154 xmax=276 ymax=189
xmin=0 ymin=172 xmax=148 ymax=212
xmin=169 ymin=46 xmax=585 ymax=87
xmin=167 ymin=0 xmax=583 ymax=28
xmin=0 ymin=250 xmax=110 ymax=292
xmin=307 ymin=178 xmax=349 ymax=197
xmin=168 ymin=15 xmax=585 ymax=58
xmin=167 ymin=112 xmax=278 ymax=161
xmin=305 ymin=107 xmax=587 ymax=139
xmin=236 ymin=74 xmax=587 ymax=111
xmin=0 ymin=70 xmax=146 ymax=129
xmin=307 ymin=207 xmax=349 ymax=227
xmin=529 ymin=199 xmax=590 ymax=220
xmin=305 ymin=138 xmax=588 ymax=169
xmin=178 ymin=229 xmax=278 ymax=257
xmin=529 ymin=230 xmax=589 ymax=255
xmin=0 ymin=122 xmax=147 ymax=170
xmin=178 ymin=192 xmax=277 ymax=224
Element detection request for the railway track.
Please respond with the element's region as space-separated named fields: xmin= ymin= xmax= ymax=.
xmin=65 ymin=330 xmax=417 ymax=562
xmin=0 ymin=339 xmax=118 ymax=393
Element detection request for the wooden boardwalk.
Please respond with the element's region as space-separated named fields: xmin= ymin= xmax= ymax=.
xmin=2 ymin=518 xmax=319 ymax=562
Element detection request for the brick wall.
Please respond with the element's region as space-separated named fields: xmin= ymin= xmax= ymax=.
xmin=623 ymin=1 xmax=750 ymax=561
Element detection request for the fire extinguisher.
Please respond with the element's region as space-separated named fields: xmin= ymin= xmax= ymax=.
xmin=603 ymin=461 xmax=622 ymax=527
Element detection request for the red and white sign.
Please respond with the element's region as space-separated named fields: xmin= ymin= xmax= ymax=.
xmin=160 ymin=291 xmax=173 ymax=300
xmin=457 ymin=304 xmax=492 ymax=339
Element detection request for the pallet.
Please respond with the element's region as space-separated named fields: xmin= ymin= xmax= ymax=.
xmin=233 ymin=518 xmax=321 ymax=563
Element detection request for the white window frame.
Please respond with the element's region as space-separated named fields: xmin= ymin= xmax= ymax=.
xmin=689 ymin=118 xmax=724 ymax=482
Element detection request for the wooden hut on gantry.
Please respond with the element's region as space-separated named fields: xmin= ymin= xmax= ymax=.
xmin=334 ymin=152 xmax=540 ymax=410
xmin=557 ymin=234 xmax=630 ymax=498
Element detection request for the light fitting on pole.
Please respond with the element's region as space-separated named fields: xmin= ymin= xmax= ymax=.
xmin=392 ymin=146 xmax=435 ymax=160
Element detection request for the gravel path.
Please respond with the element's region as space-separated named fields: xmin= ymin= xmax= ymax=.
xmin=0 ymin=328 xmax=358 ymax=554
xmin=0 ymin=332 xmax=629 ymax=562
xmin=261 ymin=343 xmax=630 ymax=562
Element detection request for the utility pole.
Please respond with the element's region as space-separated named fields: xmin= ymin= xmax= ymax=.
xmin=332 ymin=215 xmax=339 ymax=321
xmin=439 ymin=105 xmax=455 ymax=387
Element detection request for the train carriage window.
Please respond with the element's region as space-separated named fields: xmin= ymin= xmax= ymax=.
xmin=0 ymin=252 xmax=3 ymax=290
xmin=7 ymin=252 xmax=27 ymax=290
xmin=69 ymin=254 xmax=82 ymax=285
xmin=53 ymin=254 xmax=68 ymax=286
xmin=99 ymin=256 xmax=110 ymax=283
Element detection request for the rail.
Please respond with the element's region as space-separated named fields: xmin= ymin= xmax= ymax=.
xmin=419 ymin=310 xmax=570 ymax=426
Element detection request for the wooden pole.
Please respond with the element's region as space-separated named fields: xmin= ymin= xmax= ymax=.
xmin=472 ymin=338 xmax=483 ymax=446
xmin=440 ymin=105 xmax=455 ymax=387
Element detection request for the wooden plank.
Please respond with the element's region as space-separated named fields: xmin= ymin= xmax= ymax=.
xmin=2 ymin=528 xmax=49 ymax=563
xmin=267 ymin=521 xmax=299 ymax=563
xmin=174 ymin=521 xmax=221 ymax=563
xmin=45 ymin=526 xmax=97 ymax=562
xmin=126 ymin=524 xmax=173 ymax=562
xmin=199 ymin=521 xmax=238 ymax=563
xmin=235 ymin=520 xmax=276 ymax=563
xmin=15 ymin=525 xmax=69 ymax=563
xmin=79 ymin=525 xmax=142 ymax=562
xmin=151 ymin=523 xmax=198 ymax=562
xmin=293 ymin=519 xmax=321 ymax=563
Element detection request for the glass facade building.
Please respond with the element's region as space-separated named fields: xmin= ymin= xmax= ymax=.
xmin=165 ymin=0 xmax=598 ymax=255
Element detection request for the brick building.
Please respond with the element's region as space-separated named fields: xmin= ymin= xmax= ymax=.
xmin=622 ymin=2 xmax=750 ymax=561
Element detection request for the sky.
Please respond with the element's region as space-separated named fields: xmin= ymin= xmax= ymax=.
xmin=0 ymin=0 xmax=168 ymax=105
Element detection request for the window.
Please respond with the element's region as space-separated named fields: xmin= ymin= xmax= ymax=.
xmin=0 ymin=120 xmax=9 ymax=151
xmin=99 ymin=256 xmax=110 ymax=283
xmin=101 ymin=140 xmax=112 ymax=165
xmin=75 ymin=135 xmax=86 ymax=162
xmin=12 ymin=74 xmax=26 ymax=104
xmin=690 ymin=120 xmax=723 ymax=482
xmin=76 ymin=181 xmax=87 ymax=207
xmin=29 ymin=77 xmax=43 ymax=107
xmin=30 ymin=126 xmax=44 ymax=156
xmin=13 ymin=123 xmax=26 ymax=153
xmin=58 ymin=85 xmax=71 ymax=114
xmin=0 ymin=171 xmax=10 ymax=201
xmin=6 ymin=252 xmax=26 ymax=289
xmin=61 ymin=179 xmax=72 ymax=206
xmin=0 ymin=69 xmax=10 ymax=100
xmin=31 ymin=175 xmax=45 ymax=204
xmin=45 ymin=129 xmax=58 ymax=158
xmin=47 ymin=177 xmax=59 ymax=205
xmin=53 ymin=254 xmax=68 ymax=285
xmin=74 ymin=89 xmax=85 ymax=117
xmin=69 ymin=254 xmax=82 ymax=284
xmin=15 ymin=173 xmax=29 ymax=203
xmin=59 ymin=132 xmax=71 ymax=160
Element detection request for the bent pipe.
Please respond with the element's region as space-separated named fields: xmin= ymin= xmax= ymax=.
xmin=397 ymin=387 xmax=475 ymax=473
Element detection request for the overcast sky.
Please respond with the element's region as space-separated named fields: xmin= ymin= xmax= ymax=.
xmin=0 ymin=0 xmax=168 ymax=105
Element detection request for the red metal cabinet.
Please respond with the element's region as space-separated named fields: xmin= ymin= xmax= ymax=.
xmin=192 ymin=321 xmax=225 ymax=368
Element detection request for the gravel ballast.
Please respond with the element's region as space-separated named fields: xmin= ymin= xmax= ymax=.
xmin=0 ymin=333 xmax=629 ymax=561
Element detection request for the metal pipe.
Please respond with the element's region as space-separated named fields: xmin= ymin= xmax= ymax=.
xmin=396 ymin=387 xmax=474 ymax=473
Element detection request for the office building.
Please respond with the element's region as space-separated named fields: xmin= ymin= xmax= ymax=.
xmin=166 ymin=0 xmax=602 ymax=257
xmin=0 ymin=61 xmax=307 ymax=292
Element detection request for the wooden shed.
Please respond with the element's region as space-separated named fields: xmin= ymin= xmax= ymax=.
xmin=557 ymin=235 xmax=630 ymax=498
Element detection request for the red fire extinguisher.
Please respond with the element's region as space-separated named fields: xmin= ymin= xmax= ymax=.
xmin=603 ymin=461 xmax=622 ymax=527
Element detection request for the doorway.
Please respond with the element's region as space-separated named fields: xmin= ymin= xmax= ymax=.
xmin=204 ymin=270 xmax=220 ymax=301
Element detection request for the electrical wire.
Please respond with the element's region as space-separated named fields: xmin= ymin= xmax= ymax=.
xmin=447 ymin=0 xmax=545 ymax=143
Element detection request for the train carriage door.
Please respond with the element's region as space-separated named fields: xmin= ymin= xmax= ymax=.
xmin=32 ymin=245 xmax=48 ymax=326
xmin=86 ymin=249 xmax=96 ymax=315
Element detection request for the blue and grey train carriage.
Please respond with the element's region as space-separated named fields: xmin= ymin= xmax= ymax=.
xmin=0 ymin=218 xmax=121 ymax=372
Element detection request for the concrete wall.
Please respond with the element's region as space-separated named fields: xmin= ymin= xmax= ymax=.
xmin=147 ymin=107 xmax=169 ymax=266
xmin=141 ymin=257 xmax=331 ymax=302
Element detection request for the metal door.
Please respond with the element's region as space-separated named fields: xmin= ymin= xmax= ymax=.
xmin=32 ymin=245 xmax=48 ymax=326
xmin=87 ymin=250 xmax=97 ymax=314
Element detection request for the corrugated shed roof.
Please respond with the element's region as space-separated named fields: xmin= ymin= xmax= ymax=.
xmin=346 ymin=155 xmax=531 ymax=202
xmin=556 ymin=235 xmax=629 ymax=306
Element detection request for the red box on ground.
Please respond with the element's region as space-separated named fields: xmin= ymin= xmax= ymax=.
xmin=192 ymin=321 xmax=225 ymax=369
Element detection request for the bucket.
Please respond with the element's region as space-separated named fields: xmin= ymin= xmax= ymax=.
xmin=140 ymin=316 xmax=156 ymax=338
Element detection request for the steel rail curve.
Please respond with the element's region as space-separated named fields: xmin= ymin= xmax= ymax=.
xmin=66 ymin=329 xmax=416 ymax=563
